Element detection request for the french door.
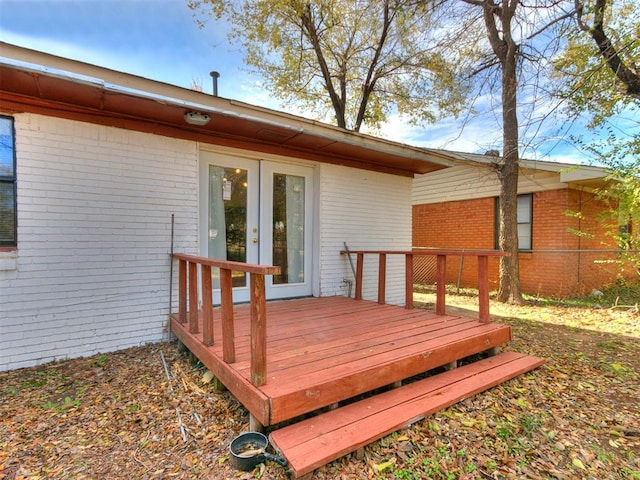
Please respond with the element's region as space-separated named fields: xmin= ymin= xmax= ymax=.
xmin=199 ymin=151 xmax=314 ymax=303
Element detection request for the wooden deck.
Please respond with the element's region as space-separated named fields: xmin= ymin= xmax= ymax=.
xmin=170 ymin=296 xmax=514 ymax=426
xmin=169 ymin=252 xmax=544 ymax=476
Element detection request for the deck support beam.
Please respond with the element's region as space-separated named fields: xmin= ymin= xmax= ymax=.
xmin=250 ymin=273 xmax=267 ymax=387
xmin=478 ymin=255 xmax=489 ymax=322
xmin=178 ymin=259 xmax=187 ymax=323
xmin=188 ymin=261 xmax=198 ymax=334
xmin=250 ymin=414 xmax=265 ymax=433
xmin=201 ymin=264 xmax=213 ymax=346
xmin=377 ymin=254 xmax=386 ymax=305
xmin=355 ymin=253 xmax=364 ymax=300
xmin=220 ymin=268 xmax=235 ymax=363
xmin=405 ymin=253 xmax=413 ymax=309
xmin=436 ymin=255 xmax=446 ymax=316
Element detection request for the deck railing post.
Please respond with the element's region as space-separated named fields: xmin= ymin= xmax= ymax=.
xmin=220 ymin=268 xmax=235 ymax=363
xmin=477 ymin=255 xmax=490 ymax=323
xmin=188 ymin=261 xmax=199 ymax=334
xmin=378 ymin=254 xmax=386 ymax=305
xmin=178 ymin=259 xmax=187 ymax=323
xmin=436 ymin=255 xmax=446 ymax=316
xmin=201 ymin=264 xmax=214 ymax=346
xmin=250 ymin=272 xmax=267 ymax=387
xmin=338 ymin=248 xmax=505 ymax=322
xmin=405 ymin=253 xmax=413 ymax=309
xmin=170 ymin=253 xmax=279 ymax=388
xmin=355 ymin=253 xmax=364 ymax=300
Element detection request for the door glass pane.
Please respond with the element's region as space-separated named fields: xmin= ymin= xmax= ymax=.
xmin=208 ymin=165 xmax=248 ymax=287
xmin=272 ymin=173 xmax=305 ymax=285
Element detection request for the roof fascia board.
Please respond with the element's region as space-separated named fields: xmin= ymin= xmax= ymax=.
xmin=0 ymin=42 xmax=456 ymax=169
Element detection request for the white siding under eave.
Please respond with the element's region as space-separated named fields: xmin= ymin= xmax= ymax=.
xmin=319 ymin=164 xmax=412 ymax=305
xmin=0 ymin=114 xmax=199 ymax=371
xmin=412 ymin=164 xmax=567 ymax=205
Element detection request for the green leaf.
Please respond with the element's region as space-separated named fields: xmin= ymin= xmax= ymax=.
xmin=572 ymin=458 xmax=587 ymax=470
xmin=374 ymin=460 xmax=395 ymax=472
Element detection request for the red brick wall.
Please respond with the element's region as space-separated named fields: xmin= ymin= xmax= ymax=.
xmin=413 ymin=188 xmax=636 ymax=298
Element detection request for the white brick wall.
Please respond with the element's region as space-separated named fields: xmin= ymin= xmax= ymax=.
xmin=318 ymin=164 xmax=412 ymax=305
xmin=0 ymin=113 xmax=199 ymax=370
xmin=0 ymin=113 xmax=416 ymax=370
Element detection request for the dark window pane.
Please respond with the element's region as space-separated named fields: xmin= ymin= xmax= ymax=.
xmin=0 ymin=182 xmax=16 ymax=244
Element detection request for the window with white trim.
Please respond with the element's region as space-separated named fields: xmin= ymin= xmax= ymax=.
xmin=495 ymin=194 xmax=533 ymax=251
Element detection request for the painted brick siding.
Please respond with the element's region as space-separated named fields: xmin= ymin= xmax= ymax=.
xmin=319 ymin=164 xmax=412 ymax=305
xmin=413 ymin=188 xmax=631 ymax=297
xmin=0 ymin=113 xmax=199 ymax=371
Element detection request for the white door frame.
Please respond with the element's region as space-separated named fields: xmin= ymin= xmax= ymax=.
xmin=199 ymin=151 xmax=315 ymax=302
xmin=260 ymin=160 xmax=314 ymax=299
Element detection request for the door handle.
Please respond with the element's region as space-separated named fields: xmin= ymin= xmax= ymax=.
xmin=252 ymin=238 xmax=258 ymax=243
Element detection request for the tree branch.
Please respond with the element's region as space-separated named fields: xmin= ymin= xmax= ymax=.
xmin=300 ymin=2 xmax=347 ymax=127
xmin=575 ymin=0 xmax=640 ymax=97
xmin=354 ymin=0 xmax=394 ymax=131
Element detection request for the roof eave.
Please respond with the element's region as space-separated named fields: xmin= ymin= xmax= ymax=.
xmin=0 ymin=42 xmax=454 ymax=176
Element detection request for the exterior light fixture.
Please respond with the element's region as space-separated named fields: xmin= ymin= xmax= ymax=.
xmin=184 ymin=111 xmax=211 ymax=126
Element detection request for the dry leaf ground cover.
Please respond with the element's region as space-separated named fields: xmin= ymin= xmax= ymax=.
xmin=1 ymin=284 xmax=639 ymax=480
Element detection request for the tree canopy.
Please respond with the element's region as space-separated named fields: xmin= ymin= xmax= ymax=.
xmin=188 ymin=0 xmax=473 ymax=131
xmin=553 ymin=0 xmax=639 ymax=128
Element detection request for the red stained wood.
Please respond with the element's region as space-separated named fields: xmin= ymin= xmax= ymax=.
xmin=170 ymin=317 xmax=271 ymax=425
xmin=188 ymin=261 xmax=198 ymax=334
xmin=404 ymin=253 xmax=413 ymax=309
xmin=342 ymin=249 xmax=508 ymax=257
xmin=341 ymin=249 xmax=508 ymax=316
xmin=270 ymin=352 xmax=545 ymax=478
xmin=436 ymin=254 xmax=446 ymax=315
xmin=478 ymin=255 xmax=489 ymax=322
xmin=170 ymin=297 xmax=515 ymax=426
xmin=167 ymin=250 xmax=536 ymax=477
xmin=250 ymin=273 xmax=267 ymax=387
xmin=378 ymin=254 xmax=386 ymax=304
xmin=220 ymin=268 xmax=235 ymax=363
xmin=173 ymin=253 xmax=280 ymax=275
xmin=201 ymin=264 xmax=213 ymax=346
xmin=267 ymin=324 xmax=511 ymax=424
xmin=178 ymin=259 xmax=187 ymax=323
xmin=355 ymin=253 xmax=364 ymax=300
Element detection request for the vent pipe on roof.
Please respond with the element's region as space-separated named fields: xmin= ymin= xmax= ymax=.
xmin=210 ymin=71 xmax=220 ymax=97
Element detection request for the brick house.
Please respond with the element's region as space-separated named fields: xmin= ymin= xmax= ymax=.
xmin=412 ymin=151 xmax=636 ymax=298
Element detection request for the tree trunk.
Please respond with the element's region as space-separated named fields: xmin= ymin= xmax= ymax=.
xmin=496 ymin=41 xmax=524 ymax=304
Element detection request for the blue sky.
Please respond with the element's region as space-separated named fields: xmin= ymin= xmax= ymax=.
xmin=0 ymin=0 xmax=616 ymax=163
xmin=0 ymin=0 xmax=245 ymax=93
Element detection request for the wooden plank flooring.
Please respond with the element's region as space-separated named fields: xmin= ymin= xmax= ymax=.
xmin=270 ymin=352 xmax=546 ymax=478
xmin=170 ymin=296 xmax=512 ymax=426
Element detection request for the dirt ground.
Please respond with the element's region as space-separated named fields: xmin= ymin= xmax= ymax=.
xmin=1 ymin=294 xmax=639 ymax=479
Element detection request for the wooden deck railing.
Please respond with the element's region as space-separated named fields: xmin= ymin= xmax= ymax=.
xmin=340 ymin=249 xmax=508 ymax=323
xmin=171 ymin=253 xmax=280 ymax=387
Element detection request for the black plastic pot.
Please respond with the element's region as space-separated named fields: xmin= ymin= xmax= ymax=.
xmin=229 ymin=431 xmax=288 ymax=471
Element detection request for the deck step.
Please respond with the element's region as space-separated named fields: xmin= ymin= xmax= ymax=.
xmin=269 ymin=351 xmax=545 ymax=478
